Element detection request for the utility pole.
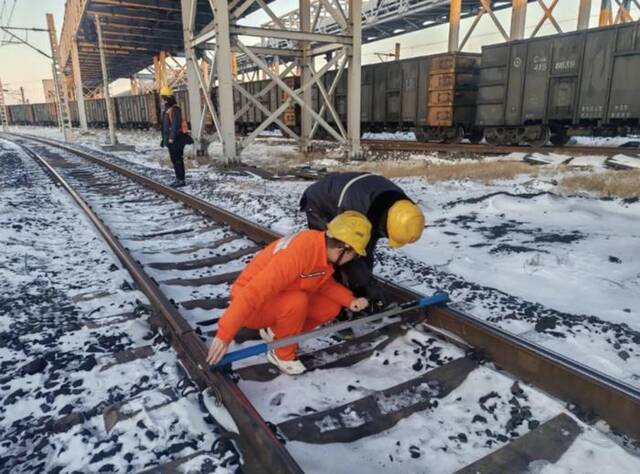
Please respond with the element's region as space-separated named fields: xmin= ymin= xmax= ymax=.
xmin=46 ymin=13 xmax=72 ymax=142
xmin=0 ymin=78 xmax=9 ymax=132
xmin=71 ymin=36 xmax=88 ymax=130
xmin=95 ymin=14 xmax=117 ymax=146
xmin=93 ymin=15 xmax=132 ymax=150
xmin=20 ymin=86 xmax=25 ymax=104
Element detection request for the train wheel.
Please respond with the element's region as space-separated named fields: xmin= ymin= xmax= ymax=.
xmin=444 ymin=126 xmax=464 ymax=144
xmin=550 ymin=132 xmax=570 ymax=146
xmin=484 ymin=129 xmax=501 ymax=146
xmin=468 ymin=131 xmax=484 ymax=144
xmin=414 ymin=127 xmax=427 ymax=143
xmin=526 ymin=127 xmax=550 ymax=147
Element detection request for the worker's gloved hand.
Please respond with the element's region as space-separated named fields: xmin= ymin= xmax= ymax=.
xmin=206 ymin=337 xmax=229 ymax=365
xmin=349 ymin=297 xmax=369 ymax=312
xmin=366 ymin=284 xmax=387 ymax=313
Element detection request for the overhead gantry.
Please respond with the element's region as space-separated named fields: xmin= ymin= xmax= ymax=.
xmin=181 ymin=0 xmax=364 ymax=162
xmin=52 ymin=0 xmax=639 ymax=161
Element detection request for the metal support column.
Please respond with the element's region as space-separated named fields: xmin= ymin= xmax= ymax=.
xmin=181 ymin=0 xmax=205 ymax=155
xmin=212 ymin=0 xmax=238 ymax=164
xmin=130 ymin=78 xmax=139 ymax=95
xmin=0 ymin=77 xmax=9 ymax=132
xmin=191 ymin=0 xmax=358 ymax=160
xmin=51 ymin=63 xmax=65 ymax=133
xmin=599 ymin=0 xmax=613 ymax=25
xmin=347 ymin=0 xmax=362 ymax=159
xmin=94 ymin=15 xmax=118 ymax=146
xmin=448 ymin=0 xmax=461 ymax=52
xmin=154 ymin=53 xmax=167 ymax=89
xmin=510 ymin=0 xmax=528 ymax=40
xmin=300 ymin=0 xmax=312 ymax=152
xmin=71 ymin=36 xmax=88 ymax=131
xmin=46 ymin=13 xmax=72 ymax=142
xmin=577 ymin=0 xmax=593 ymax=28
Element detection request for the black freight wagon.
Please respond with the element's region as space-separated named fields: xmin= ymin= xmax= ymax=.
xmin=319 ymin=56 xmax=432 ymax=136
xmin=315 ymin=52 xmax=480 ymax=143
xmin=32 ymin=102 xmax=58 ymax=126
xmin=7 ymin=104 xmax=35 ymax=125
xmin=476 ymin=21 xmax=640 ymax=146
xmin=85 ymin=98 xmax=108 ymax=128
xmin=115 ymin=93 xmax=160 ymax=129
xmin=68 ymin=101 xmax=80 ymax=127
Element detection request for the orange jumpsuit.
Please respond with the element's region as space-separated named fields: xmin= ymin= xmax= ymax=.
xmin=216 ymin=230 xmax=354 ymax=360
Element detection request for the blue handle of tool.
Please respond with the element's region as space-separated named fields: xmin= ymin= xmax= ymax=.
xmin=214 ymin=342 xmax=268 ymax=369
xmin=417 ymin=292 xmax=449 ymax=307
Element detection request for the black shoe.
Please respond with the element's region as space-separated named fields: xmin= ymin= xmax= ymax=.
xmin=171 ymin=179 xmax=186 ymax=188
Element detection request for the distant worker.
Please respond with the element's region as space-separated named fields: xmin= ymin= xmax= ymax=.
xmin=207 ymin=211 xmax=372 ymax=375
xmin=160 ymin=86 xmax=193 ymax=187
xmin=300 ymin=172 xmax=425 ymax=308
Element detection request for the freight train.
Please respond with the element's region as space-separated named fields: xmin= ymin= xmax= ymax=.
xmin=6 ymin=21 xmax=640 ymax=147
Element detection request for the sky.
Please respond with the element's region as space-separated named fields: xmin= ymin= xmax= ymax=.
xmin=0 ymin=0 xmax=65 ymax=104
xmin=0 ymin=0 xmax=631 ymax=105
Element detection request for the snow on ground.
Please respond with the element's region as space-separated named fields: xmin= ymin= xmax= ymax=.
xmin=8 ymin=126 xmax=639 ymax=389
xmin=572 ymin=135 xmax=640 ymax=147
xmin=0 ymin=137 xmax=238 ymax=472
xmin=364 ymin=130 xmax=417 ymax=141
xmin=608 ymin=154 xmax=640 ymax=169
xmin=3 ymin=127 xmax=640 ymax=472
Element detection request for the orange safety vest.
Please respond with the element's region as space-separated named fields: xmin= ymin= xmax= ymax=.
xmin=216 ymin=230 xmax=354 ymax=343
xmin=168 ymin=105 xmax=189 ymax=134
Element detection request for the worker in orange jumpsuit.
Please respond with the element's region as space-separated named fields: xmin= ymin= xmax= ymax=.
xmin=206 ymin=211 xmax=372 ymax=375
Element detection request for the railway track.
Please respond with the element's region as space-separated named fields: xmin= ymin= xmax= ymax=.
xmin=361 ymin=139 xmax=640 ymax=157
xmin=3 ymin=132 xmax=639 ymax=473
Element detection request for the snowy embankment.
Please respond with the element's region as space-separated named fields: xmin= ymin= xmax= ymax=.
xmin=2 ymin=128 xmax=640 ymax=472
xmin=8 ymin=126 xmax=640 ymax=391
xmin=0 ymin=137 xmax=238 ymax=472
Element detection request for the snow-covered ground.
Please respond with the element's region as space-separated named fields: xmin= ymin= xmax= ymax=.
xmin=6 ymin=126 xmax=639 ymax=388
xmin=17 ymin=129 xmax=640 ymax=386
xmin=0 ymin=137 xmax=238 ymax=472
xmin=2 ymin=127 xmax=640 ymax=472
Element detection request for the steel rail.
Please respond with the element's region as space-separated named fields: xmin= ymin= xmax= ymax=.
xmin=8 ymin=132 xmax=640 ymax=441
xmin=361 ymin=139 xmax=640 ymax=157
xmin=8 ymin=137 xmax=303 ymax=474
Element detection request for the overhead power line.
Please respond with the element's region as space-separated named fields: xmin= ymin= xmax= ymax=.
xmin=0 ymin=26 xmax=49 ymax=32
xmin=1 ymin=0 xmax=17 ymax=43
xmin=0 ymin=23 xmax=52 ymax=58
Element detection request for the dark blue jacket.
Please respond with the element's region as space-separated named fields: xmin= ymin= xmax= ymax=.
xmin=161 ymin=105 xmax=183 ymax=147
xmin=300 ymin=172 xmax=407 ymax=266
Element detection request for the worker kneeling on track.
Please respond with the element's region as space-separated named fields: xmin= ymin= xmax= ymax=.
xmin=206 ymin=211 xmax=372 ymax=375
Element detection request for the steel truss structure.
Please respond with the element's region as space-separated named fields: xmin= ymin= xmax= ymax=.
xmin=182 ymin=0 xmax=363 ymax=162
xmin=130 ymin=53 xmax=189 ymax=95
xmin=598 ymin=0 xmax=639 ymax=25
xmin=448 ymin=0 xmax=588 ymax=51
xmin=55 ymin=0 xmax=640 ymax=161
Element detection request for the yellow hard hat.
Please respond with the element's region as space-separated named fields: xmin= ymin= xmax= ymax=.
xmin=160 ymin=85 xmax=174 ymax=97
xmin=386 ymin=200 xmax=425 ymax=248
xmin=326 ymin=211 xmax=372 ymax=257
